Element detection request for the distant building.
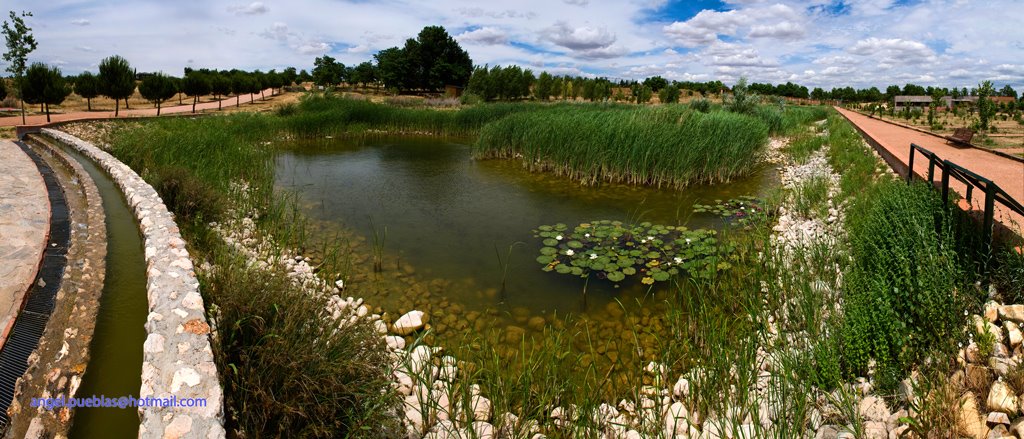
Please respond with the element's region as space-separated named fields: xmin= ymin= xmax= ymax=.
xmin=941 ymin=96 xmax=978 ymax=108
xmin=991 ymin=96 xmax=1017 ymax=105
xmin=893 ymin=96 xmax=933 ymax=111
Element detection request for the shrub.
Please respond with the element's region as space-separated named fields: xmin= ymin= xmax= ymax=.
xmin=690 ymin=98 xmax=711 ymax=113
xmin=841 ymin=181 xmax=968 ymax=391
xmin=152 ymin=166 xmax=224 ymax=223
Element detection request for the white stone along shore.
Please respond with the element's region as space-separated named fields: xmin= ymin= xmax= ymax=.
xmin=42 ymin=129 xmax=225 ymax=439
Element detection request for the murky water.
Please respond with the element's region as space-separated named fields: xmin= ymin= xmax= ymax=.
xmin=61 ymin=146 xmax=147 ymax=438
xmin=276 ymin=136 xmax=776 ymax=352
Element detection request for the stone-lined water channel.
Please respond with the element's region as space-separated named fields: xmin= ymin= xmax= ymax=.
xmin=275 ymin=136 xmax=777 ymax=375
xmin=60 ymin=145 xmax=147 ymax=439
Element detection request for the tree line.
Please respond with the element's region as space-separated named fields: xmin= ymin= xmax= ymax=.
xmin=309 ymin=26 xmax=472 ymax=93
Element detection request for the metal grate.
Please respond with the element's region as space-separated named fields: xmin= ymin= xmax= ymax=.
xmin=0 ymin=142 xmax=71 ymax=430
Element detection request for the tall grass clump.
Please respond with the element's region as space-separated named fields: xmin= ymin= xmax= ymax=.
xmin=474 ymin=106 xmax=769 ymax=188
xmin=841 ymin=181 xmax=970 ymax=392
xmin=284 ymin=93 xmax=548 ymax=138
xmin=107 ymin=114 xmax=277 ymax=223
xmin=202 ymin=247 xmax=401 ymax=437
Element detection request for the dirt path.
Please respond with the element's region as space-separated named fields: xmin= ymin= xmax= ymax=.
xmin=0 ymin=88 xmax=280 ymax=127
xmin=836 ymin=107 xmax=1024 ymax=235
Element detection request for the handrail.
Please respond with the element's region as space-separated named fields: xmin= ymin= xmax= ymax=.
xmin=908 ymin=142 xmax=1024 ymax=256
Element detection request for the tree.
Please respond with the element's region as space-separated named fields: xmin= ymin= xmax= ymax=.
xmin=98 ymin=55 xmax=135 ymax=117
xmin=230 ymin=72 xmax=249 ymax=107
xmin=75 ymin=72 xmax=100 ymax=111
xmin=2 ymin=10 xmax=37 ymax=124
xmin=182 ymin=72 xmax=211 ymax=113
xmin=902 ymin=83 xmax=926 ymax=96
xmin=631 ymin=83 xmax=652 ymax=104
xmin=658 ymin=84 xmax=680 ymax=104
xmin=0 ymin=78 xmax=6 ymax=102
xmin=977 ymin=80 xmax=996 ymax=130
xmin=643 ymin=76 xmax=668 ymax=92
xmin=21 ymin=63 xmax=70 ymax=122
xmin=298 ymin=69 xmax=311 ymax=83
xmin=312 ymin=56 xmax=344 ymax=88
xmin=811 ymin=87 xmax=828 ymax=101
xmin=210 ymin=74 xmax=231 ymax=110
xmin=534 ymin=71 xmax=553 ymax=101
xmin=403 ymin=26 xmax=473 ymax=91
xmin=138 ymin=72 xmax=177 ymax=115
xmin=375 ymin=47 xmax=411 ymax=91
xmin=281 ymin=67 xmax=298 ymax=86
xmin=349 ymin=61 xmax=377 ymax=90
xmin=266 ymin=71 xmax=284 ymax=94
xmin=1000 ymin=84 xmax=1018 ymax=99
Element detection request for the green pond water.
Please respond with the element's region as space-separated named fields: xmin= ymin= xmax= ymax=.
xmin=61 ymin=145 xmax=147 ymax=438
xmin=275 ymin=136 xmax=777 ymax=358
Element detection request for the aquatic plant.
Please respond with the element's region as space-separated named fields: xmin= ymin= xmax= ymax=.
xmin=692 ymin=195 xmax=766 ymax=225
xmin=532 ymin=220 xmax=734 ymax=284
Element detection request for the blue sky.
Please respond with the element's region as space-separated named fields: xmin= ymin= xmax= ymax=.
xmin=8 ymin=0 xmax=1024 ymax=90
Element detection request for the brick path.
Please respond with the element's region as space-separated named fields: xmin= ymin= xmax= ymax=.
xmin=836 ymin=107 xmax=1024 ymax=235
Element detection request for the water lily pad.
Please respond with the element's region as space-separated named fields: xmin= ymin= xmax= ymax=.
xmin=555 ymin=264 xmax=572 ymax=274
xmin=536 ymin=255 xmax=554 ymax=264
xmin=567 ymin=240 xmax=584 ymax=249
xmin=622 ymin=267 xmax=636 ymax=275
xmin=540 ymin=247 xmax=558 ymax=256
xmin=652 ymin=271 xmax=671 ymax=282
xmin=607 ymin=271 xmax=625 ymax=282
xmin=543 ymin=239 xmax=559 ymax=247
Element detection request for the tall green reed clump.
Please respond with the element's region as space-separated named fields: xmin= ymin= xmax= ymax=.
xmin=107 ymin=114 xmax=277 ymax=223
xmin=841 ymin=180 xmax=971 ymax=392
xmin=283 ymin=93 xmax=549 ymax=138
xmin=474 ymin=105 xmax=768 ymax=188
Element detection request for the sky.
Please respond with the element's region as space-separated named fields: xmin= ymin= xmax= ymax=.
xmin=8 ymin=0 xmax=1024 ymax=91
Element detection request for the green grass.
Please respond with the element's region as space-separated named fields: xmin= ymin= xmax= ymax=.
xmin=473 ymin=105 xmax=769 ymax=188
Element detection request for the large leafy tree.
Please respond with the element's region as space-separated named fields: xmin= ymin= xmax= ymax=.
xmin=138 ymin=73 xmax=177 ymax=115
xmin=642 ymin=76 xmax=668 ymax=92
xmin=977 ymin=80 xmax=996 ymax=130
xmin=534 ymin=71 xmax=553 ymax=101
xmin=281 ymin=67 xmax=298 ymax=86
xmin=350 ymin=61 xmax=377 ymax=90
xmin=375 ymin=47 xmax=411 ymax=91
xmin=98 ymin=55 xmax=136 ymax=117
xmin=312 ymin=56 xmax=345 ymax=88
xmin=2 ymin=10 xmax=37 ymax=124
xmin=403 ymin=26 xmax=472 ymax=91
xmin=21 ymin=62 xmax=70 ymax=122
xmin=75 ymin=71 xmax=100 ymax=111
xmin=230 ymin=72 xmax=250 ymax=107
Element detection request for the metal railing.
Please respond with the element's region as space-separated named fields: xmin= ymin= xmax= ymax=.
xmin=907 ymin=143 xmax=1024 ymax=255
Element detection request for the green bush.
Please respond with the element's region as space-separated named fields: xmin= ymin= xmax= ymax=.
xmin=841 ymin=181 xmax=968 ymax=391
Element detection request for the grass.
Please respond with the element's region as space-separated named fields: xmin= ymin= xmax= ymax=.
xmin=474 ymin=105 xmax=769 ymax=188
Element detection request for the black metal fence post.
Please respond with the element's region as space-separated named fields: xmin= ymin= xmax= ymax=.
xmin=983 ymin=183 xmax=996 ymax=257
xmin=941 ymin=160 xmax=951 ymax=210
xmin=907 ymin=144 xmax=916 ymax=184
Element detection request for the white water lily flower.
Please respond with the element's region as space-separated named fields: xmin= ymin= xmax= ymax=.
xmin=584 ymin=233 xmax=591 ymax=238
xmin=641 ymin=239 xmax=647 ymax=243
xmin=674 ymin=257 xmax=683 ymax=264
xmin=685 ymin=238 xmax=692 ymax=244
xmin=646 ymin=236 xmax=655 ymax=241
xmin=590 ymin=253 xmax=598 ymax=260
xmin=566 ymin=249 xmax=575 ymax=256
xmin=556 ymin=235 xmax=563 ymax=240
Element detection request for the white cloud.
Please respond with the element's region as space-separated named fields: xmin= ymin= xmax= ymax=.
xmin=848 ymin=37 xmax=933 ymax=60
xmin=663 ymin=4 xmax=804 ymax=47
xmin=228 ymin=2 xmax=268 ymax=16
xmin=70 ymin=18 xmax=90 ymax=26
xmin=563 ymin=0 xmax=589 ymax=5
xmin=545 ymin=21 xmax=617 ymax=51
xmin=297 ymin=42 xmax=330 ymax=55
xmin=260 ymin=22 xmax=290 ymax=41
xmin=457 ymin=27 xmax=509 ymax=45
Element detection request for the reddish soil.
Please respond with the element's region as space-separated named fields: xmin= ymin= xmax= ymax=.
xmin=836 ymin=107 xmax=1024 ymax=235
xmin=0 ymin=89 xmax=279 ymax=127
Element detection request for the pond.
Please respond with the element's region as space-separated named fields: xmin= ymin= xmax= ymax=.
xmin=275 ymin=136 xmax=777 ymax=371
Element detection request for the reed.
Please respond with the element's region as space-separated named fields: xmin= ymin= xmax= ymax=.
xmin=473 ymin=105 xmax=769 ymax=189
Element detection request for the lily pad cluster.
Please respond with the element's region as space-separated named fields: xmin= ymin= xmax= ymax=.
xmin=693 ymin=196 xmax=765 ymax=225
xmin=533 ymin=220 xmax=734 ymax=285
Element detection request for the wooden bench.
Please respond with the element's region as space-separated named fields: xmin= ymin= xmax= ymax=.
xmin=945 ymin=128 xmax=974 ymax=147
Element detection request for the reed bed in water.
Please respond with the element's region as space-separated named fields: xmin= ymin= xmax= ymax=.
xmin=282 ymin=93 xmax=551 ymax=138
xmin=472 ymin=105 xmax=770 ymax=188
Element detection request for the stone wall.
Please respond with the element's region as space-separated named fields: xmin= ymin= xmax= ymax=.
xmin=41 ymin=129 xmax=225 ymax=438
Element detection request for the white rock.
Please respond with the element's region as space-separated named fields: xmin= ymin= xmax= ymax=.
xmin=1005 ymin=321 xmax=1023 ymax=348
xmin=858 ymin=396 xmax=890 ymax=422
xmin=408 ymin=345 xmax=433 ymax=376
xmin=394 ymin=310 xmax=426 ymax=335
xmin=988 ymin=381 xmax=1019 ymax=414
xmin=470 ymin=395 xmax=492 ymax=421
xmin=385 ymin=335 xmax=406 ymax=351
xmin=471 ymin=421 xmax=495 ymax=439
xmin=999 ymin=305 xmax=1024 ymax=324
xmin=673 ymin=377 xmax=690 ymax=400
xmin=664 ymin=402 xmax=689 ymax=437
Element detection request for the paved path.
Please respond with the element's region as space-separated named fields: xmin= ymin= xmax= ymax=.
xmin=0 ymin=89 xmax=277 ymax=127
xmin=836 ymin=107 xmax=1024 ymax=234
xmin=0 ymin=140 xmax=49 ymax=346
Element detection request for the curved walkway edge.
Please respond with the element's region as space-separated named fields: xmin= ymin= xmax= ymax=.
xmin=0 ymin=141 xmax=49 ymax=351
xmin=835 ymin=107 xmax=1024 ymax=235
xmin=41 ymin=129 xmax=225 ymax=439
